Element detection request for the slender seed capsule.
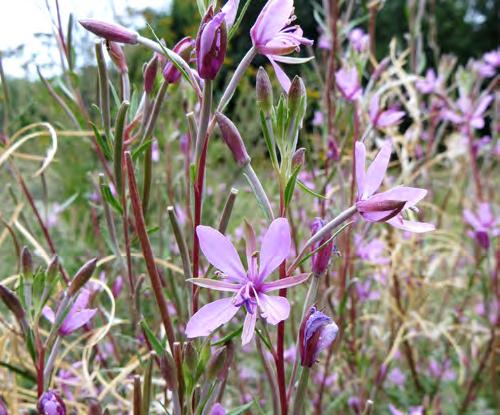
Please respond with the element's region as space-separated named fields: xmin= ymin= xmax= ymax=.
xmin=288 ymin=75 xmax=306 ymax=119
xmin=0 ymin=284 xmax=25 ymax=322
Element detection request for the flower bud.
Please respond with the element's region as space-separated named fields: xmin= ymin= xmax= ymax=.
xmin=68 ymin=258 xmax=98 ymax=297
xmin=195 ymin=7 xmax=227 ymax=80
xmin=46 ymin=256 xmax=59 ymax=284
xmin=310 ymin=218 xmax=333 ymax=275
xmin=163 ymin=37 xmax=194 ymax=84
xmin=0 ymin=397 xmax=8 ymax=415
xmin=356 ymin=199 xmax=406 ymax=222
xmin=160 ymin=352 xmax=177 ymax=390
xmin=0 ymin=284 xmax=25 ymax=323
xmin=207 ymin=347 xmax=227 ymax=380
xmin=37 ymin=390 xmax=66 ymax=415
xmin=292 ymin=148 xmax=306 ymax=169
xmin=21 ymin=246 xmax=33 ymax=276
xmin=209 ymin=403 xmax=226 ymax=415
xmin=106 ymin=41 xmax=128 ymax=73
xmin=256 ymin=67 xmax=273 ymax=113
xmin=215 ymin=112 xmax=251 ymax=166
xmin=144 ymin=55 xmax=158 ymax=94
xmin=288 ymin=76 xmax=306 ymax=119
xmin=183 ymin=342 xmax=198 ymax=373
xmin=299 ymin=306 xmax=339 ymax=367
xmin=79 ymin=19 xmax=139 ymax=44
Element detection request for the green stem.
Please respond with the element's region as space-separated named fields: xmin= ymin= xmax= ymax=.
xmin=292 ymin=367 xmax=310 ymax=415
xmin=113 ymin=101 xmax=129 ymax=197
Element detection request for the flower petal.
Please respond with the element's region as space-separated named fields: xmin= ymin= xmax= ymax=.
xmin=364 ymin=141 xmax=392 ymax=198
xmin=185 ymin=297 xmax=240 ymax=338
xmin=261 ymin=273 xmax=310 ymax=292
xmin=258 ymin=218 xmax=291 ymax=281
xmin=196 ymin=225 xmax=246 ymax=283
xmin=188 ymin=278 xmax=241 ymax=292
xmin=42 ymin=306 xmax=56 ymax=324
xmin=250 ymin=0 xmax=294 ymax=47
xmin=221 ymin=0 xmax=240 ymax=29
xmin=372 ymin=186 xmax=428 ymax=209
xmin=242 ymin=311 xmax=257 ymax=345
xmin=355 ymin=141 xmax=366 ymax=199
xmin=60 ymin=308 xmax=97 ymax=335
xmin=258 ymin=294 xmax=290 ymax=325
xmin=387 ymin=217 xmax=435 ymax=233
xmin=268 ymin=57 xmax=291 ymax=92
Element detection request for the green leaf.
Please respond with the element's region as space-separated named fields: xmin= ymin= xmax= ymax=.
xmin=259 ymin=110 xmax=278 ymax=168
xmin=227 ymin=400 xmax=255 ymax=415
xmin=228 ymin=0 xmax=253 ymax=40
xmin=140 ymin=320 xmax=165 ymax=356
xmin=284 ymin=165 xmax=301 ymax=209
xmin=90 ymin=122 xmax=112 ymax=160
xmin=297 ymin=180 xmax=328 ymax=200
xmin=211 ymin=325 xmax=243 ymax=346
xmin=100 ymin=183 xmax=123 ymax=215
xmin=132 ymin=139 xmax=153 ymax=162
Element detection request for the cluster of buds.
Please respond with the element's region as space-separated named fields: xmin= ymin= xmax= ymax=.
xmin=299 ymin=306 xmax=339 ymax=367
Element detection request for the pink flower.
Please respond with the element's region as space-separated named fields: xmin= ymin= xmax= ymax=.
xmin=196 ymin=7 xmax=227 ymax=80
xmin=355 ymin=141 xmax=435 ymax=233
xmin=336 ymin=66 xmax=362 ymax=101
xmin=37 ymin=390 xmax=66 ymax=415
xmin=484 ymin=49 xmax=500 ymax=68
xmin=312 ymin=110 xmax=324 ymax=126
xmin=369 ymin=94 xmax=405 ymax=129
xmin=209 ymin=403 xmax=226 ymax=415
xmin=443 ymin=93 xmax=492 ymax=130
xmin=186 ymin=218 xmax=309 ymax=345
xmin=416 ymin=69 xmax=441 ymax=94
xmin=250 ymin=0 xmax=313 ymax=91
xmin=162 ymin=37 xmax=194 ymax=84
xmin=43 ymin=289 xmax=97 ymax=336
xmin=463 ymin=203 xmax=499 ymax=249
xmin=348 ymin=28 xmax=369 ymax=52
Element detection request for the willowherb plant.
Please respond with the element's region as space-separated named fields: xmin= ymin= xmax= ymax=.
xmin=0 ymin=0 xmax=497 ymax=414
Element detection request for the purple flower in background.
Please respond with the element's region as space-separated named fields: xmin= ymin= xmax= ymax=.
xmin=386 ymin=367 xmax=406 ymax=387
xmin=43 ymin=289 xmax=97 ymax=336
xmin=196 ymin=7 xmax=227 ymax=80
xmin=444 ymin=93 xmax=492 ymax=130
xmin=416 ymin=69 xmax=441 ymax=94
xmin=369 ymin=94 xmax=405 ymax=129
xmin=483 ymin=49 xmax=500 ymax=68
xmin=250 ymin=0 xmax=313 ymax=91
xmin=209 ymin=403 xmax=226 ymax=415
xmin=348 ymin=28 xmax=369 ymax=52
xmin=318 ymin=31 xmax=331 ymax=50
xmin=163 ymin=37 xmax=195 ymax=84
xmin=299 ymin=306 xmax=339 ymax=367
xmin=463 ymin=203 xmax=499 ymax=249
xmin=355 ymin=235 xmax=389 ymax=265
xmin=310 ymin=218 xmax=334 ymax=275
xmin=312 ymin=110 xmax=324 ymax=126
xmin=355 ymin=141 xmax=435 ymax=233
xmin=428 ymin=358 xmax=455 ymax=381
xmin=336 ymin=66 xmax=362 ymax=101
xmin=0 ymin=397 xmax=8 ymax=415
xmin=472 ymin=60 xmax=496 ymax=78
xmin=37 ymin=390 xmax=66 ymax=415
xmin=186 ymin=218 xmax=309 ymax=345
xmin=389 ymin=404 xmax=423 ymax=415
xmin=151 ymin=139 xmax=160 ymax=162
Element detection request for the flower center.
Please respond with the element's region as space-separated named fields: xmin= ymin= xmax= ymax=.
xmin=232 ymin=282 xmax=258 ymax=314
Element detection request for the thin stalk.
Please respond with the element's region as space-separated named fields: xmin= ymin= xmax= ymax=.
xmin=43 ymin=336 xmax=62 ymax=386
xmin=218 ymin=188 xmax=238 ymax=233
xmin=167 ymin=206 xmax=192 ymax=282
xmin=113 ymin=101 xmax=129 ymax=197
xmin=291 ymin=367 xmax=310 ymax=415
xmin=194 ymin=80 xmax=213 ymax=163
xmin=95 ymin=41 xmax=111 ymax=138
xmin=242 ymin=164 xmax=274 ymax=221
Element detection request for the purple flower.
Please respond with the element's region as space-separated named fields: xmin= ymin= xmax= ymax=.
xmin=250 ymin=0 xmax=313 ymax=91
xmin=472 ymin=60 xmax=496 ymax=78
xmin=389 ymin=404 xmax=423 ymax=415
xmin=312 ymin=110 xmax=324 ymax=126
xmin=355 ymin=235 xmax=389 ymax=265
xmin=310 ymin=218 xmax=334 ymax=275
xmin=0 ymin=397 xmax=8 ymax=415
xmin=463 ymin=203 xmax=499 ymax=249
xmin=209 ymin=403 xmax=226 ymax=415
xmin=221 ymin=0 xmax=240 ymax=30
xmin=299 ymin=306 xmax=339 ymax=367
xmin=428 ymin=358 xmax=455 ymax=381
xmin=348 ymin=28 xmax=369 ymax=52
xmin=107 ymin=41 xmax=128 ymax=73
xmin=386 ymin=367 xmax=406 ymax=387
xmin=43 ymin=289 xmax=97 ymax=336
xmin=336 ymin=66 xmax=362 ymax=101
xmin=37 ymin=390 xmax=66 ymax=415
xmin=369 ymin=94 xmax=405 ymax=129
xmin=444 ymin=93 xmax=493 ymax=130
xmin=416 ymin=69 xmax=441 ymax=94
xmin=484 ymin=49 xmax=500 ymax=68
xmin=163 ymin=37 xmax=194 ymax=84
xmin=355 ymin=141 xmax=435 ymax=233
xmin=186 ymin=218 xmax=309 ymax=345
xmin=196 ymin=7 xmax=227 ymax=80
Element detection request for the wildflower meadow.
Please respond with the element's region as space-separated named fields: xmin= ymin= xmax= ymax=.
xmin=0 ymin=0 xmax=498 ymax=414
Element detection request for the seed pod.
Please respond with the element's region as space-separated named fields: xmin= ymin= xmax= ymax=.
xmin=292 ymin=148 xmax=306 ymax=170
xmin=46 ymin=256 xmax=59 ymax=284
xmin=183 ymin=342 xmax=198 ymax=373
xmin=288 ymin=76 xmax=306 ymax=119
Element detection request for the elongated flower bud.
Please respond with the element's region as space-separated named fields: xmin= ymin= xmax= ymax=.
xmin=37 ymin=390 xmax=66 ymax=415
xmin=79 ymin=19 xmax=138 ymax=44
xmin=0 ymin=284 xmax=25 ymax=323
xmin=292 ymin=148 xmax=306 ymax=169
xmin=21 ymin=246 xmax=33 ymax=276
xmin=106 ymin=41 xmax=128 ymax=73
xmin=288 ymin=75 xmax=306 ymax=119
xmin=68 ymin=258 xmax=98 ymax=296
xmin=207 ymin=347 xmax=227 ymax=380
xmin=144 ymin=55 xmax=158 ymax=94
xmin=196 ymin=7 xmax=227 ymax=80
xmin=310 ymin=218 xmax=333 ymax=275
xmin=87 ymin=400 xmax=103 ymax=415
xmin=299 ymin=306 xmax=338 ymax=367
xmin=46 ymin=256 xmax=59 ymax=284
xmin=183 ymin=342 xmax=198 ymax=372
xmin=163 ymin=37 xmax=194 ymax=84
xmin=256 ymin=67 xmax=273 ymax=113
xmin=215 ymin=112 xmax=250 ymax=166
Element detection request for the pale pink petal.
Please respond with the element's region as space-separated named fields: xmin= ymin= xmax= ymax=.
xmin=369 ymin=94 xmax=379 ymax=121
xmin=261 ymin=273 xmax=310 ymax=292
xmin=355 ymin=141 xmax=366 ymax=199
xmin=463 ymin=210 xmax=481 ymax=230
xmin=242 ymin=311 xmax=257 ymax=345
xmin=60 ymin=309 xmax=97 ymax=335
xmin=473 ymin=95 xmax=493 ymax=118
xmin=42 ymin=306 xmax=56 ymax=324
xmin=185 ymin=297 xmax=240 ymax=338
xmin=268 ymin=57 xmax=291 ymax=92
xmin=387 ymin=217 xmax=435 ymax=233
xmin=376 ymin=110 xmax=405 ymax=128
xmin=258 ymin=218 xmax=291 ymax=281
xmin=188 ymin=278 xmax=241 ymax=292
xmin=221 ymin=0 xmax=240 ymax=29
xmin=364 ymin=141 xmax=392 ymax=198
xmin=371 ymin=186 xmax=428 ymax=209
xmin=258 ymin=294 xmax=290 ymax=324
xmin=250 ymin=0 xmax=294 ymax=46
xmin=196 ymin=226 xmax=246 ymax=283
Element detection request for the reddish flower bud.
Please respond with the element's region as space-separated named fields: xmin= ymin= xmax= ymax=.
xmin=215 ymin=112 xmax=250 ymax=166
xmin=256 ymin=66 xmax=273 ymax=113
xmin=299 ymin=306 xmax=338 ymax=367
xmin=292 ymin=147 xmax=306 ymax=169
xmin=144 ymin=55 xmax=158 ymax=94
xmin=0 ymin=284 xmax=25 ymax=323
xmin=21 ymin=246 xmax=33 ymax=276
xmin=163 ymin=37 xmax=194 ymax=84
xmin=106 ymin=41 xmax=128 ymax=73
xmin=37 ymin=390 xmax=66 ymax=415
xmin=79 ymin=19 xmax=139 ymax=44
xmin=310 ymin=218 xmax=333 ymax=275
xmin=195 ymin=8 xmax=227 ymax=80
xmin=68 ymin=258 xmax=98 ymax=297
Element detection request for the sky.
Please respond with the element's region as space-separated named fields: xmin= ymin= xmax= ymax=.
xmin=0 ymin=0 xmax=171 ymax=78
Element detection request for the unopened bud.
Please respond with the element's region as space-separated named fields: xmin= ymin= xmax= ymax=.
xmin=0 ymin=284 xmax=25 ymax=323
xmin=183 ymin=342 xmax=198 ymax=373
xmin=20 ymin=246 xmax=33 ymax=276
xmin=37 ymin=390 xmax=66 ymax=415
xmin=68 ymin=258 xmax=98 ymax=296
xmin=163 ymin=37 xmax=194 ymax=84
xmin=79 ymin=19 xmax=139 ymax=44
xmin=215 ymin=112 xmax=250 ymax=166
xmin=310 ymin=218 xmax=333 ymax=275
xmin=288 ymin=76 xmax=306 ymax=118
xmin=144 ymin=55 xmax=158 ymax=94
xmin=196 ymin=7 xmax=227 ymax=80
xmin=46 ymin=256 xmax=59 ymax=284
xmin=292 ymin=148 xmax=306 ymax=169
xmin=160 ymin=352 xmax=177 ymax=390
xmin=256 ymin=67 xmax=273 ymax=113
xmin=207 ymin=347 xmax=227 ymax=380
xmin=106 ymin=41 xmax=128 ymax=73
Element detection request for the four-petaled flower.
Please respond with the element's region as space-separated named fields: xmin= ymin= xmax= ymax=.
xmin=336 ymin=66 xmax=362 ymax=101
xmin=355 ymin=141 xmax=435 ymax=233
xmin=186 ymin=218 xmax=309 ymax=345
xmin=250 ymin=0 xmax=313 ymax=91
xmin=369 ymin=94 xmax=405 ymax=129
